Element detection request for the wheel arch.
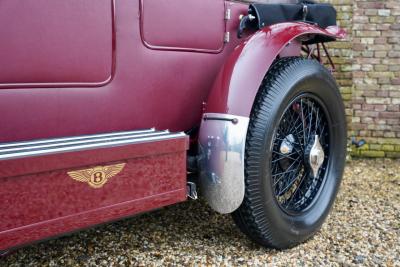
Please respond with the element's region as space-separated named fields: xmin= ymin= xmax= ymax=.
xmin=198 ymin=23 xmax=345 ymax=214
xmin=204 ymin=22 xmax=346 ymax=117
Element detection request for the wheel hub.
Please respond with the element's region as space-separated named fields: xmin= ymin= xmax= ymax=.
xmin=271 ymin=95 xmax=330 ymax=214
xmin=307 ymin=135 xmax=325 ymax=178
xmin=280 ymin=134 xmax=295 ymax=154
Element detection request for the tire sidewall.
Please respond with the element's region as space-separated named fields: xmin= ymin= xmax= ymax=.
xmin=255 ymin=60 xmax=347 ymax=244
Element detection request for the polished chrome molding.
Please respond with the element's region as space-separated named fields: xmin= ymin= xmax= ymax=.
xmin=0 ymin=129 xmax=186 ymax=160
xmin=0 ymin=129 xmax=155 ymax=149
xmin=198 ymin=113 xmax=249 ymax=214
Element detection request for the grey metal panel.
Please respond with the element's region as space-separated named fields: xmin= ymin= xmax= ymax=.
xmin=198 ymin=113 xmax=249 ymax=214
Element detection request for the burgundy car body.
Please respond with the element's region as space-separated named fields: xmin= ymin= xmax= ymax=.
xmin=0 ymin=0 xmax=344 ymax=251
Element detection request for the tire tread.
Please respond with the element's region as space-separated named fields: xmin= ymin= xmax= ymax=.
xmin=233 ymin=57 xmax=328 ymax=249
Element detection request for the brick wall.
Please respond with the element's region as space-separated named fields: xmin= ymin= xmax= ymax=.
xmin=322 ymin=0 xmax=400 ymax=158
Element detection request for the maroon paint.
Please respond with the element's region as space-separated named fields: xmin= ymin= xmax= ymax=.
xmin=205 ymin=23 xmax=346 ymax=117
xmin=0 ymin=0 xmax=346 ymax=252
xmin=0 ymin=1 xmax=247 ymax=144
xmin=0 ymin=138 xmax=188 ymax=179
xmin=279 ymin=39 xmax=302 ymax=57
xmin=0 ymin=0 xmax=113 ymax=86
xmin=0 ymin=0 xmax=249 ymax=251
xmin=140 ymin=0 xmax=225 ymax=53
xmin=0 ymin=190 xmax=186 ymax=251
xmin=0 ymin=137 xmax=188 ymax=250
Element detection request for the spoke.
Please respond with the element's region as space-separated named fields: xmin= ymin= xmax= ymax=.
xmin=273 ymin=161 xmax=303 ymax=190
xmin=271 ymin=161 xmax=281 ymax=175
xmin=272 ymin=95 xmax=330 ymax=213
xmin=300 ymin=99 xmax=307 ymax=146
xmin=276 ymin=163 xmax=303 ymax=195
xmin=315 ymin=105 xmax=320 ymax=135
xmin=287 ymin=109 xmax=300 ymax=132
xmin=307 ymin=101 xmax=314 ymax=142
xmin=272 ymin=157 xmax=302 ymax=178
xmin=319 ymin=123 xmax=326 ymax=138
xmin=284 ymin=169 xmax=310 ymax=209
xmin=272 ymin=151 xmax=299 ymax=162
xmin=271 ymin=153 xmax=300 ymax=163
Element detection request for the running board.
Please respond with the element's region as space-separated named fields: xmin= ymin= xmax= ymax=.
xmin=0 ymin=128 xmax=185 ymax=160
xmin=0 ymin=128 xmax=188 ymax=178
xmin=0 ymin=129 xmax=189 ymax=250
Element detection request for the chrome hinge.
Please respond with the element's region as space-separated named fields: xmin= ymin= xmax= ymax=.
xmin=187 ymin=181 xmax=198 ymax=200
xmin=225 ymin=8 xmax=231 ymax=20
xmin=224 ymin=32 xmax=230 ymax=43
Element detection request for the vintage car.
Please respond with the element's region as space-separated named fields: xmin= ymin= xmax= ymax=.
xmin=0 ymin=0 xmax=347 ymax=253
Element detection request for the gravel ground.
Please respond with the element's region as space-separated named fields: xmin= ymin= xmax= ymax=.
xmin=2 ymin=159 xmax=399 ymax=266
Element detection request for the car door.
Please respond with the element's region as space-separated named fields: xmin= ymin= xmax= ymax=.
xmin=0 ymin=0 xmax=227 ymax=144
xmin=140 ymin=0 xmax=226 ymax=53
xmin=0 ymin=0 xmax=113 ymax=86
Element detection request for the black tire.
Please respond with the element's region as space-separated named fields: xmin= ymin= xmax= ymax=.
xmin=232 ymin=57 xmax=347 ymax=249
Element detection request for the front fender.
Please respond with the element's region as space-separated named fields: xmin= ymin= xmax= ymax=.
xmin=199 ymin=22 xmax=345 ymax=214
xmin=205 ymin=22 xmax=345 ymax=117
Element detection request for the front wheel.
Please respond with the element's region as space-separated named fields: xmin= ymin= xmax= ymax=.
xmin=232 ymin=57 xmax=347 ymax=249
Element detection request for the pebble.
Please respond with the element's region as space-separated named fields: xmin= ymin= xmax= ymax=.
xmin=2 ymin=159 xmax=399 ymax=266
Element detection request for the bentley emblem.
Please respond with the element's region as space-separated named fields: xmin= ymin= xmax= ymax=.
xmin=67 ymin=163 xmax=126 ymax=188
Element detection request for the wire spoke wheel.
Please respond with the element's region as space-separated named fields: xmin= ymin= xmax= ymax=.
xmin=271 ymin=94 xmax=329 ymax=214
xmin=232 ymin=57 xmax=347 ymax=249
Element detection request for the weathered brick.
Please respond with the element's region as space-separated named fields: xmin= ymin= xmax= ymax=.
xmin=374 ymin=105 xmax=388 ymax=111
xmin=374 ymin=51 xmax=387 ymax=58
xmin=390 ymin=24 xmax=400 ymax=30
xmin=387 ymin=119 xmax=400 ymax=125
xmin=365 ymin=98 xmax=391 ymax=105
xmin=389 ymin=91 xmax=400 ymax=97
xmin=379 ymin=112 xmax=400 ymax=119
xmin=370 ymin=16 xmax=396 ymax=24
xmin=391 ymin=78 xmax=400 ymax=85
xmin=372 ymin=130 xmax=385 ymax=137
xmin=355 ymin=110 xmax=380 ymax=117
xmin=388 ymin=37 xmax=399 ymax=44
xmin=357 ymin=2 xmax=385 ymax=9
xmin=385 ymin=152 xmax=400 ymax=158
xmin=384 ymin=132 xmax=396 ymax=138
xmin=382 ymin=144 xmax=395 ymax=151
xmin=374 ymin=65 xmax=389 ymax=71
xmin=376 ymin=91 xmax=389 ymax=97
xmin=387 ymin=105 xmax=400 ymax=112
xmin=392 ymin=98 xmax=400 ymax=105
xmin=369 ymin=72 xmax=394 ymax=78
xmin=377 ymin=9 xmax=391 ymax=17
xmin=356 ymin=30 xmax=381 ymax=37
xmin=369 ymin=144 xmax=382 ymax=150
xmin=360 ymin=150 xmax=385 ymax=157
xmin=364 ymin=9 xmax=377 ymax=16
xmin=374 ymin=37 xmax=388 ymax=44
xmin=388 ymin=51 xmax=400 ymax=58
xmin=376 ymin=24 xmax=390 ymax=31
xmin=378 ymin=77 xmax=391 ymax=85
xmin=321 ymin=0 xmax=399 ymax=158
xmin=361 ymin=117 xmax=373 ymax=123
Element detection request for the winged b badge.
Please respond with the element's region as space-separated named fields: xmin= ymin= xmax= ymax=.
xmin=67 ymin=163 xmax=126 ymax=188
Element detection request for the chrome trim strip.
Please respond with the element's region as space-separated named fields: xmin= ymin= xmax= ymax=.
xmin=0 ymin=130 xmax=186 ymax=160
xmin=0 ymin=131 xmax=171 ymax=154
xmin=0 ymin=128 xmax=155 ymax=149
xmin=198 ymin=113 xmax=249 ymax=214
